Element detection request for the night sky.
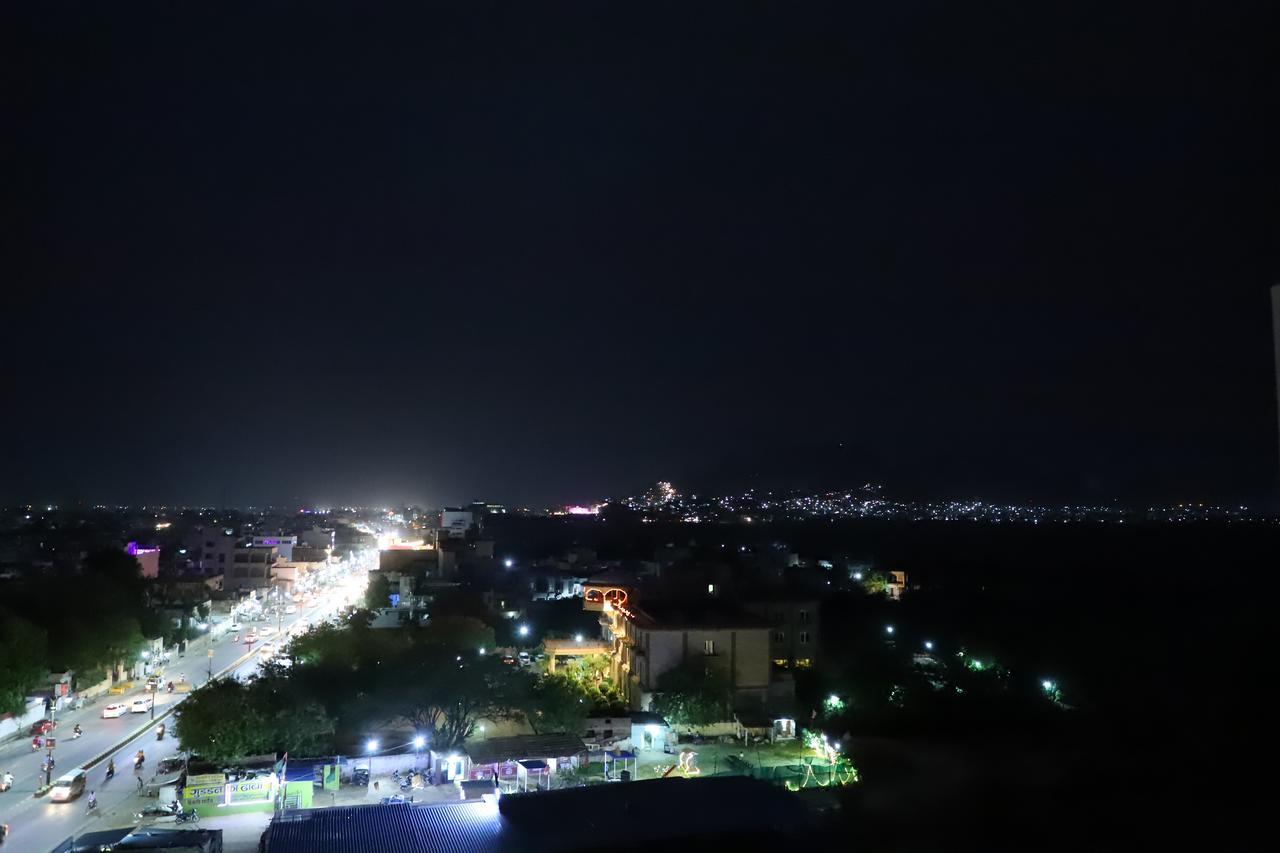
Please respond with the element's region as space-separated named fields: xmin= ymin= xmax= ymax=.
xmin=3 ymin=2 xmax=1276 ymax=508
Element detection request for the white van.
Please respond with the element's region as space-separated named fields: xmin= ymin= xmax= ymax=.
xmin=50 ymin=769 xmax=88 ymax=802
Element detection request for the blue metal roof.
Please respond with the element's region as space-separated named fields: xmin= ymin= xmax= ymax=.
xmin=266 ymin=800 xmax=504 ymax=853
xmin=264 ymin=777 xmax=813 ymax=853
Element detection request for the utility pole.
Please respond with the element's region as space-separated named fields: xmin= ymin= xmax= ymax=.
xmin=207 ymin=648 xmax=214 ymax=683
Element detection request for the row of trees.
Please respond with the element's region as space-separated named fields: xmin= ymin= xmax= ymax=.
xmin=0 ymin=549 xmax=165 ymax=714
xmin=175 ymin=617 xmax=629 ymax=761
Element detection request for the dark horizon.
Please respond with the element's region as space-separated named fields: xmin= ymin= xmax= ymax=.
xmin=3 ymin=2 xmax=1276 ymax=509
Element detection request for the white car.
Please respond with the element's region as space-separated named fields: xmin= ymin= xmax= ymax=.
xmin=284 ymin=605 xmax=297 ymax=614
xmin=102 ymin=703 xmax=129 ymax=718
xmin=259 ymin=626 xmax=275 ymax=637
xmin=131 ymin=696 xmax=154 ymax=713
xmin=259 ymin=642 xmax=275 ymax=657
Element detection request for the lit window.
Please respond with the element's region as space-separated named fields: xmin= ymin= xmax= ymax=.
xmin=707 ymin=583 xmax=715 ymax=595
xmin=704 ymin=640 xmax=715 ymax=655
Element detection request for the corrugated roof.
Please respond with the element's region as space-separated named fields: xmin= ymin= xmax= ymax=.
xmin=266 ymin=801 xmax=504 ymax=853
xmin=464 ymin=733 xmax=587 ymax=766
xmin=263 ymin=778 xmax=815 ymax=853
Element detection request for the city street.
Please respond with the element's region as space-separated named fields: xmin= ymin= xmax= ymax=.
xmin=0 ymin=600 xmax=330 ymax=853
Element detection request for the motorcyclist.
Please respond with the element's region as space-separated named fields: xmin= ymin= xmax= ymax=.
xmin=156 ymin=724 xmax=165 ymax=739
xmin=72 ymin=724 xmax=82 ymax=737
xmin=31 ymin=736 xmax=42 ymax=750
xmin=166 ymin=681 xmax=174 ymax=693
xmin=134 ymin=750 xmax=145 ymax=768
xmin=106 ymin=759 xmax=115 ymax=780
xmin=87 ymin=791 xmax=97 ymax=811
xmin=1 ymin=771 xmax=13 ymax=791
xmin=167 ymin=799 xmax=182 ymax=815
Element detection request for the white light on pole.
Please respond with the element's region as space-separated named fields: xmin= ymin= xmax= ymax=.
xmin=366 ymin=739 xmax=379 ymax=753
xmin=413 ymin=736 xmax=426 ymax=749
xmin=885 ymin=625 xmax=895 ymax=635
xmin=518 ymin=625 xmax=529 ymax=638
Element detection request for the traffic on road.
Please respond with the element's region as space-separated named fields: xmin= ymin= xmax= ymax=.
xmin=0 ymin=554 xmax=369 ymax=852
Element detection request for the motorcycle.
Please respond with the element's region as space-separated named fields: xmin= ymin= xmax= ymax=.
xmin=72 ymin=726 xmax=83 ymax=739
xmin=105 ymin=763 xmax=115 ymax=782
xmin=30 ymin=738 xmax=42 ymax=751
xmin=0 ymin=775 xmax=13 ymax=793
xmin=155 ymin=724 xmax=165 ymax=741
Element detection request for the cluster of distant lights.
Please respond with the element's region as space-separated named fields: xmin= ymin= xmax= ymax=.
xmin=601 ymin=484 xmax=1265 ymax=525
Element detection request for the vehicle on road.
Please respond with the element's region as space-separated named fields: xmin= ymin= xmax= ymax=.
xmin=49 ymin=769 xmax=88 ymax=802
xmin=284 ymin=605 xmax=297 ymax=614
xmin=245 ymin=631 xmax=258 ymax=644
xmin=259 ymin=626 xmax=275 ymax=637
xmin=131 ymin=696 xmax=154 ymax=713
xmin=102 ymin=703 xmax=128 ymax=718
xmin=29 ymin=719 xmax=56 ymax=736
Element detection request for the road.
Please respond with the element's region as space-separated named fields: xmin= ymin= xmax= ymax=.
xmin=0 ymin=600 xmax=333 ymax=852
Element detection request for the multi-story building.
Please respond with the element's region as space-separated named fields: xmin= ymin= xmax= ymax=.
xmin=585 ymin=580 xmax=774 ymax=713
xmin=224 ymin=544 xmax=279 ymax=593
xmin=744 ymin=597 xmax=820 ymax=671
xmin=187 ymin=527 xmax=237 ymax=575
xmin=251 ymin=534 xmax=297 ymax=562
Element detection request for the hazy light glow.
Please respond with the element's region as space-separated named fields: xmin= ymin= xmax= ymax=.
xmin=366 ymin=739 xmax=379 ymax=752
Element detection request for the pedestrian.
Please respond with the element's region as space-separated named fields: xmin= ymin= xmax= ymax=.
xmin=137 ymin=776 xmax=144 ymax=791
xmin=373 ymin=780 xmax=379 ymax=792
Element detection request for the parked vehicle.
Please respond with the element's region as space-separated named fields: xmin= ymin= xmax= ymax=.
xmin=102 ymin=703 xmax=128 ymax=719
xmin=49 ymin=770 xmax=88 ymax=802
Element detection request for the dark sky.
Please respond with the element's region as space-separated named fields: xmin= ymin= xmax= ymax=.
xmin=3 ymin=1 xmax=1276 ymax=508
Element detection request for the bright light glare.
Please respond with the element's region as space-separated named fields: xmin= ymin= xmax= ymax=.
xmin=1042 ymin=679 xmax=1055 ymax=691
xmin=924 ymin=640 xmax=934 ymax=650
xmin=503 ymin=558 xmax=514 ymax=568
xmin=518 ymin=625 xmax=529 ymax=637
xmin=413 ymin=736 xmax=426 ymax=748
xmin=366 ymin=739 xmax=379 ymax=752
xmin=885 ymin=625 xmax=895 ymax=635
xmin=574 ymin=634 xmax=583 ymax=643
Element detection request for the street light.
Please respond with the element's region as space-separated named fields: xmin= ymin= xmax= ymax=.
xmin=885 ymin=625 xmax=895 ymax=635
xmin=574 ymin=634 xmax=583 ymax=643
xmin=366 ymin=738 xmax=379 ymax=753
xmin=923 ymin=640 xmax=934 ymax=651
xmin=518 ymin=625 xmax=529 ymax=638
xmin=503 ymin=558 xmax=514 ymax=569
xmin=413 ymin=735 xmax=426 ymax=749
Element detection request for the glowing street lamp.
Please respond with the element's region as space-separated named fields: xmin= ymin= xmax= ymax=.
xmin=574 ymin=634 xmax=584 ymax=643
xmin=885 ymin=625 xmax=895 ymax=635
xmin=366 ymin=738 xmax=379 ymax=753
xmin=518 ymin=624 xmax=530 ymax=638
xmin=503 ymin=558 xmax=514 ymax=569
xmin=923 ymin=640 xmax=934 ymax=651
xmin=413 ymin=735 xmax=426 ymax=749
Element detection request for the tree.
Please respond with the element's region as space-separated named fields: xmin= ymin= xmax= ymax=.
xmin=522 ymin=674 xmax=589 ymax=735
xmin=391 ymin=649 xmax=527 ymax=750
xmin=0 ymin=611 xmax=48 ymax=715
xmin=176 ymin=677 xmax=336 ymax=761
xmin=419 ymin=615 xmax=495 ymax=651
xmin=175 ymin=679 xmax=262 ymax=761
xmin=650 ymin=662 xmax=733 ymax=727
xmin=364 ymin=573 xmax=393 ymax=610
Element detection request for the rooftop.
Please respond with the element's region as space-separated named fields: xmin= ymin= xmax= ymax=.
xmin=263 ymin=777 xmax=815 ymax=853
xmin=463 ymin=733 xmax=587 ymax=766
xmin=631 ymin=602 xmax=772 ymax=631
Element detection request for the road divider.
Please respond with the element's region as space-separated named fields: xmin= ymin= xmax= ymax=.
xmin=79 ymin=644 xmax=263 ymax=773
